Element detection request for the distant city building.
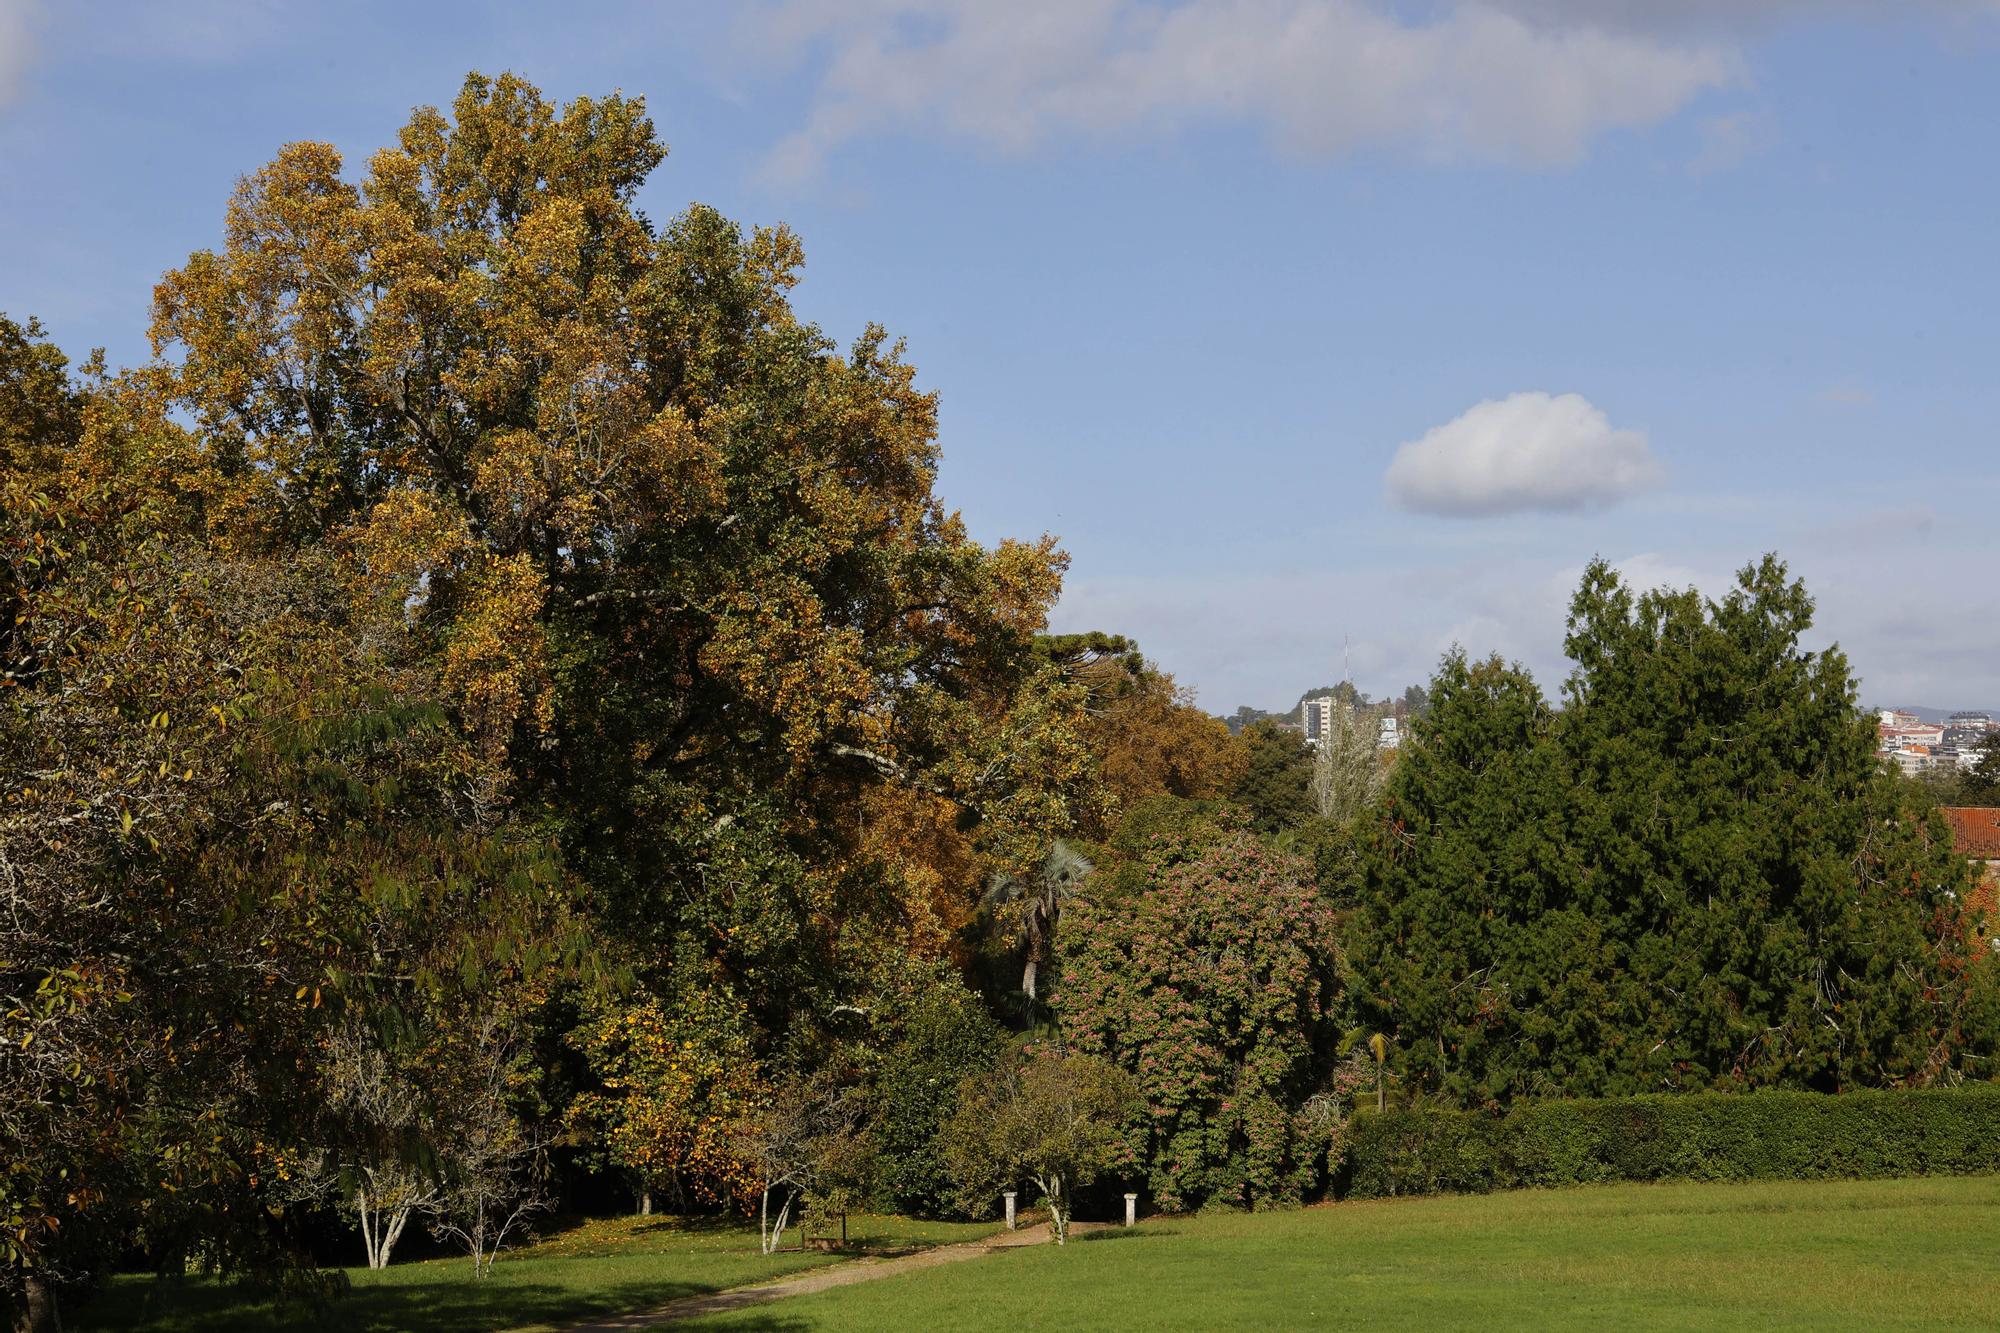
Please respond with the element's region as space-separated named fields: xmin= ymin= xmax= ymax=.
xmin=1945 ymin=712 xmax=1996 ymax=753
xmin=1298 ymin=694 xmax=1400 ymax=752
xmin=1300 ymin=696 xmax=1334 ymax=746
xmin=1887 ymin=745 xmax=1941 ymax=777
xmin=1882 ymin=724 xmax=1945 ymax=747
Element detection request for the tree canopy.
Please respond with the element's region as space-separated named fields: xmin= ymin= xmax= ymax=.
xmin=1350 ymin=559 xmax=2000 ymax=1106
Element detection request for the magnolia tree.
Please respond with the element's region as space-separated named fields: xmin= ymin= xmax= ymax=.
xmin=942 ymin=1049 xmax=1139 ymax=1245
xmin=1057 ymin=835 xmax=1348 ymax=1210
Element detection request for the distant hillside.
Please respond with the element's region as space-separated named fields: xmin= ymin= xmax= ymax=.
xmin=1869 ymin=706 xmax=2000 ymax=725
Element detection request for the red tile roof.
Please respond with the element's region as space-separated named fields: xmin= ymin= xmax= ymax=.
xmin=1941 ymin=807 xmax=2000 ymax=859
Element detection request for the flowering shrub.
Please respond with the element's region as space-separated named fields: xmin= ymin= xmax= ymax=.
xmin=1056 ymin=834 xmax=1348 ymax=1210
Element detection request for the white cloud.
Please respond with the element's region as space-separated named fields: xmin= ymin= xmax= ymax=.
xmin=0 ymin=0 xmax=36 ymax=108
xmin=1385 ymin=391 xmax=1663 ymax=517
xmin=754 ymin=0 xmax=1738 ymax=182
xmin=1482 ymin=0 xmax=2000 ymax=32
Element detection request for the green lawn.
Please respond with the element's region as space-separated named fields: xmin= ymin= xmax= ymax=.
xmin=677 ymin=1176 xmax=2000 ymax=1332
xmin=72 ymin=1212 xmax=998 ymax=1333
xmin=72 ymin=1178 xmax=2000 ymax=1331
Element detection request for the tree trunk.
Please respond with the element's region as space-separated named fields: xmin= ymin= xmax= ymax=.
xmin=10 ymin=1275 xmax=60 ymax=1333
xmin=379 ymin=1202 xmax=411 ymax=1268
xmin=359 ymin=1187 xmax=385 ymax=1270
xmin=639 ymin=1187 xmax=652 ymax=1217
xmin=764 ymin=1191 xmax=794 ymax=1255
xmin=1045 ymin=1174 xmax=1068 ymax=1246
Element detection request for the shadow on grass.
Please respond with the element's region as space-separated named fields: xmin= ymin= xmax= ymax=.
xmin=1077 ymin=1226 xmax=1178 ymax=1243
xmin=623 ymin=1215 xmax=752 ymax=1238
xmin=76 ymin=1274 xmax=739 ymax=1333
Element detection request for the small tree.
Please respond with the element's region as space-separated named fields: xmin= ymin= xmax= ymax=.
xmin=566 ymin=990 xmax=762 ymax=1216
xmin=872 ymin=981 xmax=1002 ymax=1216
xmin=323 ymin=1025 xmax=439 ymax=1270
xmin=943 ymin=1049 xmax=1139 ymax=1245
xmin=1310 ymin=700 xmax=1387 ymax=826
xmin=1058 ymin=835 xmax=1347 ymax=1210
xmin=738 ymin=1069 xmax=875 ymax=1255
xmin=421 ymin=1016 xmax=548 ymax=1278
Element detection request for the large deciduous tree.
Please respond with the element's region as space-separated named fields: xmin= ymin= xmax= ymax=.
xmin=144 ymin=70 xmax=1098 ymax=1029
xmin=2 ymin=322 xmax=563 ymax=1326
xmin=8 ymin=68 xmax=1104 ymax=1320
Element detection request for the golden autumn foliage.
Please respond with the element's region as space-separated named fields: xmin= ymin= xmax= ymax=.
xmin=1 ymin=72 xmax=1131 ymax=1312
xmin=566 ymin=995 xmax=765 ymax=1209
xmin=1087 ymin=669 xmax=1248 ymax=823
xmin=144 ymin=71 xmax=1096 ymax=898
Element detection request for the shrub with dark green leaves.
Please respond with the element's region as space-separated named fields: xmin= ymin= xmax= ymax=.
xmin=1058 ymin=834 xmax=1347 ymax=1210
xmin=870 ymin=981 xmax=1003 ymax=1216
xmin=1346 ymin=1084 xmax=2000 ymax=1199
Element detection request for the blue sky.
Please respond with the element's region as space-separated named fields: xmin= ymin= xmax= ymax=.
xmin=4 ymin=1 xmax=1997 ymax=713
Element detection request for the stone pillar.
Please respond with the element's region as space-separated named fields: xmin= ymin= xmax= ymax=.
xmin=1004 ymin=1190 xmax=1017 ymax=1230
xmin=1124 ymin=1193 xmax=1138 ymax=1227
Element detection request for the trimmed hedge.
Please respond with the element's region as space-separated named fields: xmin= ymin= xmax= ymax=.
xmin=1345 ymin=1084 xmax=2000 ymax=1199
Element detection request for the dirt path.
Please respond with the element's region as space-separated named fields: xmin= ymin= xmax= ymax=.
xmin=565 ymin=1221 xmax=1109 ymax=1330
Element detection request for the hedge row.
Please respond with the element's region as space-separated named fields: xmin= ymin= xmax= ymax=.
xmin=1344 ymin=1083 xmax=2000 ymax=1199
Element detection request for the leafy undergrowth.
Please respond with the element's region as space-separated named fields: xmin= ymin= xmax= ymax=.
xmin=682 ymin=1176 xmax=2000 ymax=1331
xmin=72 ymin=1212 xmax=1000 ymax=1333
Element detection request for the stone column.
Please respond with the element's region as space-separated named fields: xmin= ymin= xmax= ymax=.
xmin=1124 ymin=1193 xmax=1138 ymax=1227
xmin=1004 ymin=1190 xmax=1017 ymax=1230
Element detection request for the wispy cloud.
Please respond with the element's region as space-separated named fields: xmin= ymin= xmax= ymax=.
xmin=0 ymin=0 xmax=37 ymax=108
xmin=754 ymin=0 xmax=1739 ymax=183
xmin=1482 ymin=0 xmax=2000 ymax=32
xmin=1689 ymin=109 xmax=1774 ymax=174
xmin=1385 ymin=391 xmax=1664 ymax=518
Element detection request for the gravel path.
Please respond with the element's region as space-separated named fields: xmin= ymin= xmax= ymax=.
xmin=565 ymin=1221 xmax=1107 ymax=1329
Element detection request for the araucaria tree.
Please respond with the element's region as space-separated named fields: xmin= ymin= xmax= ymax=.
xmin=1352 ymin=558 xmax=2000 ymax=1105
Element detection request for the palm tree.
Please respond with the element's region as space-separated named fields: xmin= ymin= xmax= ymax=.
xmin=984 ymin=841 xmax=1093 ymax=1002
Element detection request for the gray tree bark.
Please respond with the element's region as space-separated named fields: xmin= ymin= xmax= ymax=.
xmin=9 ymin=1276 xmax=60 ymax=1333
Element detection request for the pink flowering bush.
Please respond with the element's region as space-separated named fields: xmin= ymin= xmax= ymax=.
xmin=1056 ymin=833 xmax=1350 ymax=1210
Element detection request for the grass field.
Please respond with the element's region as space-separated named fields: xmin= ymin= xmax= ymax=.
xmin=72 ymin=1213 xmax=998 ymax=1333
xmin=674 ymin=1176 xmax=2000 ymax=1332
xmin=71 ymin=1177 xmax=2000 ymax=1331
